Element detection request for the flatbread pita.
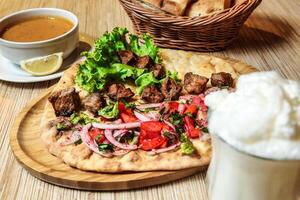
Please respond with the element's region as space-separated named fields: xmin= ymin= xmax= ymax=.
xmin=40 ymin=48 xmax=256 ymax=172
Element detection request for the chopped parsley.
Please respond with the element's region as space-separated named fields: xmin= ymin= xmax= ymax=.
xmin=98 ymin=102 xmax=119 ymax=119
xmin=170 ymin=112 xmax=184 ymax=126
xmin=95 ymin=134 xmax=105 ymax=145
xmin=122 ymin=100 xmax=136 ymax=109
xmin=70 ymin=112 xmax=97 ymax=125
xmin=202 ymin=127 xmax=209 ymax=133
xmin=120 ymin=131 xmax=136 ymax=144
xmin=163 ymin=131 xmax=177 ymax=144
xmin=56 ymin=123 xmax=66 ymax=131
xmin=74 ymin=139 xmax=82 ymax=146
xmin=98 ymin=144 xmax=114 ymax=152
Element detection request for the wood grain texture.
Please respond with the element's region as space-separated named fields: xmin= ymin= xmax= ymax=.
xmin=0 ymin=0 xmax=300 ymax=199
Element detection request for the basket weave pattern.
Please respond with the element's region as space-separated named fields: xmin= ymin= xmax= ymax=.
xmin=119 ymin=0 xmax=262 ymax=51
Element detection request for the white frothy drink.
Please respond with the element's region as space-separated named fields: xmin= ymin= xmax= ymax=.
xmin=205 ymin=71 xmax=300 ymax=200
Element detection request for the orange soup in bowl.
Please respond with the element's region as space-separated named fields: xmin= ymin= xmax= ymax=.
xmin=1 ymin=16 xmax=73 ymax=42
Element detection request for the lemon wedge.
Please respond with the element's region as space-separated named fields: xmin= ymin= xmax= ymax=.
xmin=20 ymin=52 xmax=63 ymax=76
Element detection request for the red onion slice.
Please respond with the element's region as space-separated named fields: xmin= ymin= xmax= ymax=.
xmin=113 ymin=129 xmax=128 ymax=138
xmin=92 ymin=122 xmax=141 ymax=129
xmin=163 ymin=120 xmax=176 ymax=131
xmin=148 ymin=142 xmax=181 ymax=155
xmin=134 ymin=110 xmax=151 ymax=121
xmin=145 ymin=111 xmax=160 ymax=120
xmin=80 ymin=124 xmax=112 ymax=158
xmin=104 ymin=129 xmax=138 ymax=150
xmin=136 ymin=103 xmax=163 ymax=110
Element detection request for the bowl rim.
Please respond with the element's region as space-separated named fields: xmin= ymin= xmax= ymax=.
xmin=0 ymin=7 xmax=79 ymax=46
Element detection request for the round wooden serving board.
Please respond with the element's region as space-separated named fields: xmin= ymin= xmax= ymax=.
xmin=9 ymin=86 xmax=208 ymax=190
xmin=9 ymin=54 xmax=258 ymax=190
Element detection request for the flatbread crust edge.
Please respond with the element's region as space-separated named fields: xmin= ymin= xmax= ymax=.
xmin=40 ymin=49 xmax=256 ymax=172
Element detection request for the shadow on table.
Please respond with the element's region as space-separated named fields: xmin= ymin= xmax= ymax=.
xmin=228 ymin=14 xmax=296 ymax=52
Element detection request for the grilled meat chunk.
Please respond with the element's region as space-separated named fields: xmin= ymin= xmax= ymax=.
xmin=50 ymin=116 xmax=73 ymax=130
xmin=161 ymin=78 xmax=182 ymax=100
xmin=184 ymin=72 xmax=209 ymax=94
xmin=135 ymin=55 xmax=153 ymax=69
xmin=48 ymin=88 xmax=81 ymax=116
xmin=141 ymin=85 xmax=164 ymax=103
xmin=118 ymin=50 xmax=136 ymax=65
xmin=107 ymin=83 xmax=134 ymax=100
xmin=151 ymin=63 xmax=165 ymax=78
xmin=82 ymin=93 xmax=105 ymax=115
xmin=211 ymin=72 xmax=233 ymax=87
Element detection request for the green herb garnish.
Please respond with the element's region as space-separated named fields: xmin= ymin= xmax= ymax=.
xmin=74 ymin=139 xmax=82 ymax=146
xmin=135 ymin=72 xmax=160 ymax=95
xmin=119 ymin=131 xmax=135 ymax=144
xmin=56 ymin=123 xmax=66 ymax=131
xmin=70 ymin=112 xmax=97 ymax=125
xmin=122 ymin=99 xmax=136 ymax=109
xmin=98 ymin=144 xmax=114 ymax=152
xmin=180 ymin=133 xmax=195 ymax=154
xmin=98 ymin=101 xmax=119 ymax=119
xmin=170 ymin=112 xmax=184 ymax=126
xmin=202 ymin=127 xmax=209 ymax=133
xmin=163 ymin=131 xmax=177 ymax=144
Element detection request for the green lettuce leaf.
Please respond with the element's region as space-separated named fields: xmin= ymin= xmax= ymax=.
xmin=129 ymin=34 xmax=160 ymax=63
xmin=111 ymin=63 xmax=145 ymax=81
xmin=159 ymin=70 xmax=181 ymax=84
xmin=135 ymin=72 xmax=159 ymax=95
xmin=75 ymin=27 xmax=163 ymax=93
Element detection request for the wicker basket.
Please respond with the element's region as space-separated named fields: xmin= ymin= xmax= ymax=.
xmin=119 ymin=0 xmax=262 ymax=52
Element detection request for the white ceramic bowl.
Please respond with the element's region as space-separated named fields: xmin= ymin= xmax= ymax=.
xmin=0 ymin=8 xmax=79 ymax=64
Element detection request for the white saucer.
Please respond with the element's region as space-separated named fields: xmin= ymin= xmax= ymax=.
xmin=0 ymin=34 xmax=94 ymax=83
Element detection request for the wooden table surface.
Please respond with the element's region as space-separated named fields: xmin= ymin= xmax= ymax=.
xmin=0 ymin=0 xmax=299 ymax=199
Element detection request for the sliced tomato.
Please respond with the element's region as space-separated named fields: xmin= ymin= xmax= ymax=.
xmin=141 ymin=121 xmax=164 ymax=134
xmin=138 ymin=129 xmax=160 ymax=144
xmin=184 ymin=116 xmax=194 ymax=128
xmin=119 ymin=102 xmax=137 ymax=122
xmin=184 ymin=104 xmax=198 ymax=115
xmin=189 ymin=128 xmax=201 ymax=138
xmin=140 ymin=136 xmax=167 ymax=151
xmin=120 ymin=112 xmax=138 ymax=123
xmin=160 ymin=139 xmax=168 ymax=148
xmin=184 ymin=116 xmax=201 ymax=138
xmin=118 ymin=102 xmax=126 ymax=113
xmin=139 ymin=129 xmax=147 ymax=144
xmin=168 ymin=101 xmax=179 ymax=113
xmin=88 ymin=128 xmax=105 ymax=144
